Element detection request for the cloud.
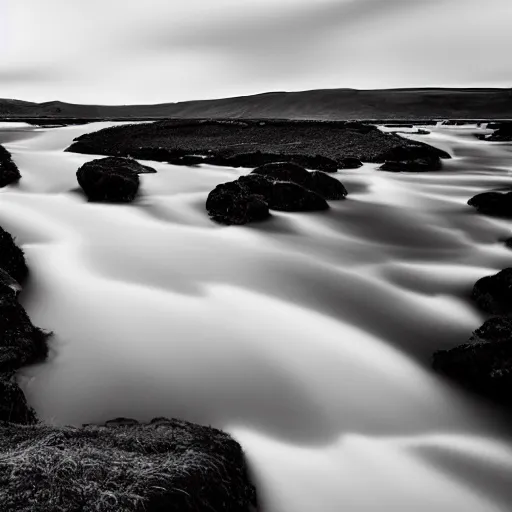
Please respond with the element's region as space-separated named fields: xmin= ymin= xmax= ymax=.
xmin=0 ymin=0 xmax=511 ymax=104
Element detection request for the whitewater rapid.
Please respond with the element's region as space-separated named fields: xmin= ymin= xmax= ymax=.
xmin=2 ymin=121 xmax=512 ymax=511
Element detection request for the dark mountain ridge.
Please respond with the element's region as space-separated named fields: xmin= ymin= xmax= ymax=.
xmin=1 ymin=88 xmax=512 ymax=121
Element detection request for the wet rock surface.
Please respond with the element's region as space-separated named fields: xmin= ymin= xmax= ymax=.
xmin=433 ymin=317 xmax=512 ymax=405
xmin=206 ymin=163 xmax=343 ymax=225
xmin=0 ymin=144 xmax=21 ymax=187
xmin=252 ymin=162 xmax=347 ymax=200
xmin=468 ymin=191 xmax=512 ymax=217
xmin=472 ymin=268 xmax=512 ymax=315
xmin=76 ymin=157 xmax=145 ymax=202
xmin=486 ymin=123 xmax=512 ymax=141
xmin=378 ymin=145 xmax=448 ymax=172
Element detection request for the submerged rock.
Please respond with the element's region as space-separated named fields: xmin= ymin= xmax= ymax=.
xmin=0 ymin=372 xmax=37 ymax=424
xmin=0 ymin=417 xmax=257 ymax=512
xmin=433 ymin=317 xmax=512 ymax=404
xmin=468 ymin=191 xmax=512 ymax=217
xmin=252 ymin=162 xmax=347 ymax=200
xmin=0 ymin=144 xmax=21 ymax=188
xmin=0 ymin=226 xmax=28 ymax=284
xmin=76 ymin=157 xmax=144 ymax=202
xmin=472 ymin=268 xmax=512 ymax=315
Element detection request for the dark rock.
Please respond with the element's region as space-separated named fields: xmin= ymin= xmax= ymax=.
xmin=378 ymin=145 xmax=447 ymax=172
xmin=0 ymin=268 xmax=22 ymax=296
xmin=486 ymin=123 xmax=512 ymax=141
xmin=416 ymin=129 xmax=431 ymax=135
xmin=0 ymin=226 xmax=28 ymax=284
xmin=469 ymin=316 xmax=512 ymax=344
xmin=0 ymin=288 xmax=49 ymax=372
xmin=206 ymin=180 xmax=270 ymax=225
xmin=432 ymin=317 xmax=512 ymax=404
xmin=76 ymin=157 xmax=141 ymax=202
xmin=504 ymin=237 xmax=512 ymax=249
xmin=266 ymin=181 xmax=329 ymax=212
xmin=339 ymin=157 xmax=363 ymax=169
xmin=0 ymin=144 xmax=21 ymax=187
xmin=468 ymin=191 xmax=512 ymax=217
xmin=238 ymin=173 xmax=328 ymax=211
xmin=206 ymin=171 xmax=330 ymax=225
xmin=472 ymin=268 xmax=512 ymax=315
xmin=252 ymin=162 xmax=347 ymax=200
xmin=307 ymin=171 xmax=347 ymax=200
xmin=0 ymin=372 xmax=37 ymax=424
xmin=0 ymin=417 xmax=257 ymax=512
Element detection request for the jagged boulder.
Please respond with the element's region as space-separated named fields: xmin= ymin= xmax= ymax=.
xmin=472 ymin=268 xmax=512 ymax=315
xmin=252 ymin=162 xmax=347 ymax=200
xmin=76 ymin=157 xmax=146 ymax=202
xmin=468 ymin=191 xmax=512 ymax=217
xmin=0 ymin=417 xmax=257 ymax=512
xmin=0 ymin=144 xmax=21 ymax=187
xmin=432 ymin=317 xmax=512 ymax=404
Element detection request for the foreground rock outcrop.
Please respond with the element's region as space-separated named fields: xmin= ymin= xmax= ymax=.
xmin=0 ymin=417 xmax=257 ymax=512
xmin=468 ymin=191 xmax=512 ymax=217
xmin=65 ymin=118 xmax=449 ymax=172
xmin=472 ymin=268 xmax=512 ymax=315
xmin=0 ymin=144 xmax=21 ymax=188
xmin=433 ymin=317 xmax=512 ymax=404
xmin=76 ymin=157 xmax=155 ymax=202
xmin=206 ymin=162 xmax=348 ymax=224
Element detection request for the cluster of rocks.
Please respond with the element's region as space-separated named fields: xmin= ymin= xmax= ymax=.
xmin=434 ymin=129 xmax=512 ymax=403
xmin=433 ymin=269 xmax=512 ymax=404
xmin=206 ymin=162 xmax=347 ymax=225
xmin=0 ymin=226 xmax=49 ymax=424
xmin=76 ymin=156 xmax=156 ymax=202
xmin=0 ymin=144 xmax=21 ymax=188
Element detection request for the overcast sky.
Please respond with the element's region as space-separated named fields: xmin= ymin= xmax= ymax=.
xmin=1 ymin=0 xmax=511 ymax=105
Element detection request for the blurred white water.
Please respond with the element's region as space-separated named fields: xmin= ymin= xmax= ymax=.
xmin=2 ymin=121 xmax=512 ymax=511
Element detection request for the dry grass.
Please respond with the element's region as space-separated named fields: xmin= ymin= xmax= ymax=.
xmin=0 ymin=418 xmax=257 ymax=512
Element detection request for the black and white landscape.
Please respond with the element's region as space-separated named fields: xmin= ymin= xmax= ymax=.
xmin=2 ymin=0 xmax=512 ymax=511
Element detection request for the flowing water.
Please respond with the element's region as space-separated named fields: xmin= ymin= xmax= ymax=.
xmin=2 ymin=121 xmax=512 ymax=511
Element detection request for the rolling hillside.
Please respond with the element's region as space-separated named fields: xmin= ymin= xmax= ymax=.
xmin=1 ymin=88 xmax=512 ymax=120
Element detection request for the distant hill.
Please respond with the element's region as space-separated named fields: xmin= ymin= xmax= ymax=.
xmin=1 ymin=88 xmax=512 ymax=121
